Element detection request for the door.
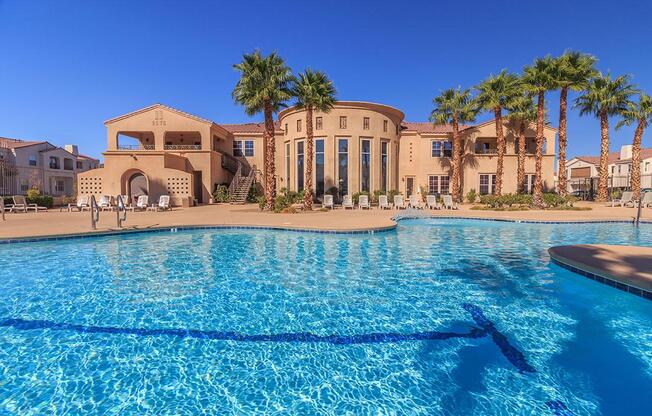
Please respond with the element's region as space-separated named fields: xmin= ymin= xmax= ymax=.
xmin=193 ymin=171 xmax=203 ymax=204
xmin=406 ymin=177 xmax=414 ymax=196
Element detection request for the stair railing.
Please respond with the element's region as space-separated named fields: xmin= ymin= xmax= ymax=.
xmin=116 ymin=195 xmax=127 ymax=228
xmin=228 ymin=162 xmax=242 ymax=198
xmin=90 ymin=195 xmax=100 ymax=230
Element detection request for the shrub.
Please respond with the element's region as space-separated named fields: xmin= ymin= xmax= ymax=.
xmin=26 ymin=188 xmax=41 ymax=199
xmin=387 ymin=189 xmax=400 ymax=201
xmin=247 ymin=183 xmax=263 ymax=203
xmin=212 ymin=185 xmax=230 ymax=203
xmin=372 ymin=190 xmax=386 ymax=204
xmin=325 ymin=186 xmax=340 ymax=203
xmin=542 ymin=193 xmax=576 ymax=208
xmin=419 ymin=186 xmax=428 ymax=202
xmin=273 ymin=188 xmax=304 ymax=213
xmin=352 ymin=191 xmax=370 ymax=204
xmin=256 ymin=195 xmax=266 ymax=210
xmin=466 ymin=189 xmax=477 ymax=204
xmin=27 ymin=195 xmax=53 ymax=208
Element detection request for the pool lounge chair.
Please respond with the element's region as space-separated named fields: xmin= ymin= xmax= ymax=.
xmin=408 ymin=195 xmax=423 ymax=209
xmin=641 ymin=191 xmax=652 ymax=208
xmin=10 ymin=195 xmax=46 ymax=213
xmin=394 ymin=195 xmax=406 ymax=210
xmin=128 ymin=195 xmax=149 ymax=211
xmin=323 ymin=194 xmax=334 ymax=209
xmin=378 ymin=195 xmax=391 ymax=210
xmin=358 ymin=195 xmax=371 ymax=210
xmin=342 ymin=195 xmax=354 ymax=210
xmin=442 ymin=195 xmax=457 ymax=210
xmin=148 ymin=195 xmax=171 ymax=212
xmin=66 ymin=195 xmax=90 ymax=212
xmin=426 ymin=195 xmax=440 ymax=210
xmin=610 ymin=191 xmax=634 ymax=207
xmin=99 ymin=195 xmax=113 ymax=211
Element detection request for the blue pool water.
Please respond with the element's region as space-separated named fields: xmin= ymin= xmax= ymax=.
xmin=0 ymin=219 xmax=651 ymax=415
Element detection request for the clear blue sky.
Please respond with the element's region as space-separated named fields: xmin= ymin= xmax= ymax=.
xmin=1 ymin=0 xmax=651 ymax=160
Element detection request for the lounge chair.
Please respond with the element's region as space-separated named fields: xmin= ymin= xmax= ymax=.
xmin=409 ymin=195 xmax=423 ymax=209
xmin=98 ymin=195 xmax=113 ymax=211
xmin=610 ymin=191 xmax=634 ymax=207
xmin=10 ymin=195 xmax=46 ymax=213
xmin=128 ymin=195 xmax=149 ymax=211
xmin=641 ymin=191 xmax=652 ymax=208
xmin=66 ymin=195 xmax=90 ymax=212
xmin=426 ymin=194 xmax=440 ymax=210
xmin=442 ymin=195 xmax=457 ymax=210
xmin=148 ymin=195 xmax=171 ymax=212
xmin=378 ymin=195 xmax=391 ymax=210
xmin=358 ymin=195 xmax=371 ymax=210
xmin=394 ymin=195 xmax=406 ymax=210
xmin=323 ymin=194 xmax=334 ymax=209
xmin=342 ymin=195 xmax=354 ymax=210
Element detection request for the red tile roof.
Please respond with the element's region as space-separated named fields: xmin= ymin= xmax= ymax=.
xmin=77 ymin=154 xmax=99 ymax=161
xmin=0 ymin=137 xmax=45 ymax=149
xmin=220 ymin=123 xmax=267 ymax=134
xmin=574 ymin=148 xmax=652 ymax=165
xmin=401 ymin=122 xmax=472 ymax=134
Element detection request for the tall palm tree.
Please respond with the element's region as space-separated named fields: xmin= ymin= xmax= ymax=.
xmin=475 ymin=70 xmax=520 ymax=196
xmin=616 ymin=93 xmax=652 ymax=202
xmin=291 ymin=69 xmax=337 ymax=209
xmin=575 ymin=73 xmax=637 ymax=202
xmin=233 ymin=50 xmax=293 ymax=210
xmin=553 ymin=51 xmax=597 ymax=195
xmin=523 ymin=56 xmax=557 ymax=207
xmin=430 ymin=87 xmax=478 ymax=203
xmin=507 ymin=93 xmax=538 ymax=194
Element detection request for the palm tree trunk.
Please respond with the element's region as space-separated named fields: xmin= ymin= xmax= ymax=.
xmin=494 ymin=107 xmax=504 ymax=196
xmin=631 ymin=119 xmax=645 ymax=202
xmin=533 ymin=91 xmax=545 ymax=207
xmin=557 ymin=87 xmax=568 ymax=195
xmin=451 ymin=115 xmax=461 ymax=203
xmin=304 ymin=106 xmax=314 ymax=209
xmin=263 ymin=101 xmax=276 ymax=210
xmin=517 ymin=121 xmax=526 ymax=194
xmin=596 ymin=110 xmax=610 ymax=202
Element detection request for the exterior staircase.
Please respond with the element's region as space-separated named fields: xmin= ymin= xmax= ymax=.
xmin=229 ymin=163 xmax=257 ymax=204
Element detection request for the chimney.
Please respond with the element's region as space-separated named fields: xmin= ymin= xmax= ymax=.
xmin=620 ymin=145 xmax=632 ymax=160
xmin=64 ymin=144 xmax=79 ymax=156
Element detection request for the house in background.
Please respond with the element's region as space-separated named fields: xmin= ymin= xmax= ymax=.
xmin=564 ymin=144 xmax=652 ymax=198
xmin=0 ymin=137 xmax=99 ymax=197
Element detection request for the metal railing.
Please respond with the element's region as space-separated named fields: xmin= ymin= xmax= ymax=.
xmin=228 ymin=162 xmax=242 ymax=197
xmin=90 ymin=194 xmax=100 ymax=230
xmin=115 ymin=195 xmax=127 ymax=228
xmin=163 ymin=144 xmax=202 ymax=151
xmin=117 ymin=144 xmax=155 ymax=150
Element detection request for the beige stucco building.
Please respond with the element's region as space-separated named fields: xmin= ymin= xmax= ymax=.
xmin=78 ymin=101 xmax=557 ymax=206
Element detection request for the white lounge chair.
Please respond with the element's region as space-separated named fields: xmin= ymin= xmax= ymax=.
xmin=148 ymin=195 xmax=171 ymax=212
xmin=610 ymin=191 xmax=634 ymax=207
xmin=323 ymin=194 xmax=334 ymax=209
xmin=66 ymin=195 xmax=90 ymax=212
xmin=378 ymin=195 xmax=391 ymax=210
xmin=358 ymin=195 xmax=371 ymax=210
xmin=642 ymin=191 xmax=652 ymax=208
xmin=426 ymin=195 xmax=440 ymax=210
xmin=394 ymin=195 xmax=406 ymax=210
xmin=342 ymin=195 xmax=354 ymax=210
xmin=442 ymin=195 xmax=457 ymax=210
xmin=98 ymin=195 xmax=113 ymax=211
xmin=409 ymin=195 xmax=423 ymax=209
xmin=10 ymin=195 xmax=46 ymax=213
xmin=128 ymin=195 xmax=149 ymax=211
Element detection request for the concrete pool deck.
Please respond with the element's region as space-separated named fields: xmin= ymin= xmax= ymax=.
xmin=549 ymin=244 xmax=652 ymax=299
xmin=0 ymin=201 xmax=650 ymax=241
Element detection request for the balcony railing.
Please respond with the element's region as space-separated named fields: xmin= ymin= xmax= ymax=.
xmin=164 ymin=144 xmax=202 ymax=151
xmin=117 ymin=144 xmax=155 ymax=150
xmin=475 ymin=148 xmax=498 ymax=155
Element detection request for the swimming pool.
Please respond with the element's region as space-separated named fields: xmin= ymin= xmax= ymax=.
xmin=0 ymin=219 xmax=651 ymax=415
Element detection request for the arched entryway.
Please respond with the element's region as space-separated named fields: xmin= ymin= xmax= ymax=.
xmin=121 ymin=170 xmax=149 ymax=204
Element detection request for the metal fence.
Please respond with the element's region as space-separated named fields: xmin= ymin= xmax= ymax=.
xmin=561 ymin=173 xmax=652 ymax=200
xmin=0 ymin=161 xmax=76 ymax=197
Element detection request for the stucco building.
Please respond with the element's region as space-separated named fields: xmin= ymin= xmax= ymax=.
xmin=78 ymin=102 xmax=557 ymax=206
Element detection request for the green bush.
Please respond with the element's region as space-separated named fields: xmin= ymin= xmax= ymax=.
xmin=26 ymin=188 xmax=41 ymax=199
xmin=478 ymin=193 xmax=532 ymax=208
xmin=247 ymin=183 xmax=263 ymax=203
xmin=372 ymin=190 xmax=386 ymax=204
xmin=325 ymin=186 xmax=340 ymax=203
xmin=257 ymin=195 xmax=266 ymax=210
xmin=212 ymin=185 xmax=230 ymax=203
xmin=352 ymin=191 xmax=370 ymax=204
xmin=27 ymin=195 xmax=53 ymax=208
xmin=273 ymin=188 xmax=305 ymax=213
xmin=466 ymin=189 xmax=477 ymax=203
xmin=387 ymin=189 xmax=400 ymax=201
xmin=419 ymin=186 xmax=428 ymax=202
xmin=542 ymin=193 xmax=576 ymax=207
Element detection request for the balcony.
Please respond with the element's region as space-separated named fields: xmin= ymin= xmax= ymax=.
xmin=117 ymin=144 xmax=155 ymax=150
xmin=164 ymin=144 xmax=202 ymax=151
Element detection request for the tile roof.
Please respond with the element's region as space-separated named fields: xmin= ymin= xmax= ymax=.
xmin=0 ymin=137 xmax=45 ymax=149
xmin=574 ymin=148 xmax=652 ymax=165
xmin=220 ymin=122 xmax=282 ymax=134
xmin=401 ymin=122 xmax=472 ymax=134
xmin=77 ymin=154 xmax=99 ymax=161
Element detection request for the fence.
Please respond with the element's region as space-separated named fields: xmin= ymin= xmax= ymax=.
xmin=561 ymin=173 xmax=652 ymax=200
xmin=0 ymin=161 xmax=76 ymax=197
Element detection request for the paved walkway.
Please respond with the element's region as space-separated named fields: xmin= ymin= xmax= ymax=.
xmin=0 ymin=201 xmax=650 ymax=240
xmin=549 ymin=244 xmax=652 ymax=297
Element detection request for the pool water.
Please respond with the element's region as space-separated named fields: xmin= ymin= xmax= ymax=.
xmin=0 ymin=219 xmax=651 ymax=415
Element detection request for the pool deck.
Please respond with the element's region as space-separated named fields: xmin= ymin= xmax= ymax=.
xmin=549 ymin=244 xmax=652 ymax=299
xmin=0 ymin=201 xmax=649 ymax=241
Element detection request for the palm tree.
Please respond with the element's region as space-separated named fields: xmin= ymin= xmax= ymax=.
xmin=430 ymin=87 xmax=478 ymax=203
xmin=616 ymin=93 xmax=652 ymax=202
xmin=553 ymin=51 xmax=597 ymax=195
xmin=523 ymin=56 xmax=557 ymax=207
xmin=575 ymin=73 xmax=637 ymax=202
xmin=291 ymin=69 xmax=337 ymax=209
xmin=507 ymin=92 xmax=538 ymax=193
xmin=233 ymin=50 xmax=293 ymax=210
xmin=475 ymin=70 xmax=520 ymax=196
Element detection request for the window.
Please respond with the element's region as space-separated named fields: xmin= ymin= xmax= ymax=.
xmin=431 ymin=141 xmax=441 ymax=157
xmin=431 ymin=141 xmax=452 ymax=157
xmin=297 ymin=119 xmax=302 ymax=132
xmin=244 ymin=140 xmax=254 ymax=157
xmin=380 ymin=141 xmax=388 ymax=192
xmin=315 ymin=139 xmax=325 ymax=197
xmin=55 ymin=179 xmax=65 ymax=193
xmin=339 ymin=116 xmax=347 ymax=129
xmin=76 ymin=161 xmax=83 ymax=169
xmin=285 ymin=142 xmax=291 ymax=187
xmin=338 ymin=138 xmax=348 ymax=195
xmin=428 ymin=175 xmax=439 ymax=194
xmin=233 ymin=140 xmax=243 ymax=157
xmin=49 ymin=156 xmax=60 ymax=169
xmin=20 ymin=179 xmax=29 ymax=192
xmin=524 ymin=174 xmax=536 ymax=194
xmin=361 ymin=139 xmax=371 ymax=192
xmin=316 ymin=117 xmax=323 ymax=130
xmin=28 ymin=154 xmax=37 ymax=166
xmin=363 ymin=117 xmax=370 ymax=130
xmin=297 ymin=141 xmax=305 ymax=191
xmin=611 ymin=166 xmax=615 ymax=174
xmin=63 ymin=158 xmax=74 ymax=171
xmin=285 ymin=124 xmax=288 ymax=135
xmin=443 ymin=141 xmax=452 ymax=157
xmin=479 ymin=174 xmax=497 ymax=195
xmin=383 ymin=120 xmax=388 ymax=132
xmin=440 ymin=176 xmax=450 ymax=194
xmin=645 ymin=162 xmax=650 ymax=172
